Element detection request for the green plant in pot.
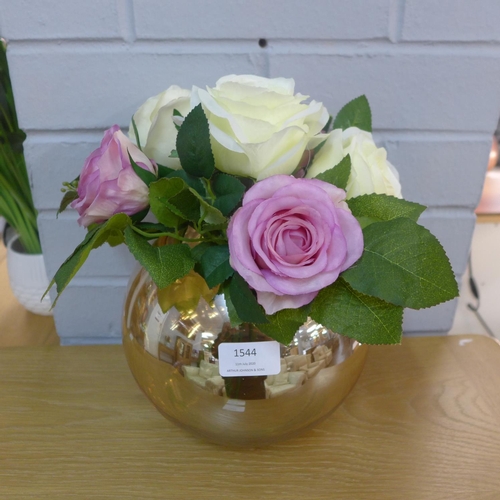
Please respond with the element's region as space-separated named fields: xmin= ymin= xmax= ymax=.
xmin=0 ymin=40 xmax=39 ymax=253
xmin=0 ymin=40 xmax=51 ymax=315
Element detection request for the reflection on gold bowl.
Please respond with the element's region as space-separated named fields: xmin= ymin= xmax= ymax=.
xmin=122 ymin=266 xmax=368 ymax=447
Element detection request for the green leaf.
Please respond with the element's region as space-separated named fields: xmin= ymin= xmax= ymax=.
xmin=333 ymin=95 xmax=372 ymax=132
xmin=130 ymin=207 xmax=149 ymax=224
xmin=200 ymin=244 xmax=234 ymax=288
xmin=222 ymin=283 xmax=243 ymax=327
xmin=172 ymin=109 xmax=183 ymax=131
xmin=191 ymin=242 xmax=214 ymax=262
xmin=189 ymin=187 xmax=226 ymax=225
xmin=201 ymin=222 xmax=228 ymax=234
xmin=106 ymin=228 xmax=126 ymax=247
xmin=124 ymin=227 xmax=195 ymax=289
xmin=324 ymin=115 xmax=333 ymax=133
xmin=228 ymin=272 xmax=268 ymax=324
xmin=312 ymin=139 xmax=327 ymax=155
xmin=353 ymin=216 xmax=381 ymax=230
xmin=128 ymin=151 xmax=157 ymax=187
xmin=150 ymin=176 xmax=223 ymax=226
xmin=45 ymin=213 xmax=132 ymax=306
xmin=167 ymin=169 xmax=205 ymax=197
xmin=315 ymin=154 xmax=351 ymax=190
xmin=45 ymin=227 xmax=99 ymax=305
xmin=347 ymin=194 xmax=426 ymax=226
xmin=342 ymin=218 xmax=459 ymax=309
xmin=310 ymin=278 xmax=403 ymax=345
xmin=157 ymin=164 xmax=175 ymax=178
xmin=95 ymin=214 xmax=132 ymax=249
xmin=169 ymin=189 xmax=201 ymax=222
xmin=176 ymin=104 xmax=215 ymax=178
xmin=149 ymin=178 xmax=184 ymax=228
xmin=257 ymin=308 xmax=308 ymax=345
xmin=131 ymin=116 xmax=142 ymax=150
xmin=57 ymin=190 xmax=79 ymax=217
xmin=149 ymin=178 xmax=189 ymax=228
xmin=212 ymin=173 xmax=246 ymax=216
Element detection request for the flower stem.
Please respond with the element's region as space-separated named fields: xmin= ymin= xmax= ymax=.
xmin=130 ymin=225 xmax=226 ymax=244
xmin=202 ymin=178 xmax=216 ymax=202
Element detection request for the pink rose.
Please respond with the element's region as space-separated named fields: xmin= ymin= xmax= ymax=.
xmin=227 ymin=175 xmax=364 ymax=315
xmin=72 ymin=125 xmax=157 ymax=227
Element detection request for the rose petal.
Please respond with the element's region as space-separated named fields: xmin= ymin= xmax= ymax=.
xmin=335 ymin=209 xmax=364 ymax=271
xmin=256 ymin=291 xmax=318 ymax=315
xmin=143 ymin=96 xmax=191 ymax=168
xmin=215 ymin=74 xmax=296 ymax=95
xmin=241 ymin=126 xmax=308 ymax=181
xmin=226 ymin=175 xmax=364 ymax=314
xmin=197 ymin=75 xmax=328 ymax=179
xmin=227 ymin=200 xmax=279 ymax=294
xmin=262 ymin=266 xmax=341 ymax=296
xmin=242 ymin=175 xmax=295 ymax=205
xmin=72 ymin=126 xmax=156 ymax=227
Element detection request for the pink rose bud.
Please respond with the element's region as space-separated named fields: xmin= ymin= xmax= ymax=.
xmin=72 ymin=125 xmax=157 ymax=227
xmin=227 ymin=175 xmax=364 ymax=315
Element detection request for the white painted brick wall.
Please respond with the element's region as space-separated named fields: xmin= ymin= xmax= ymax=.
xmin=132 ymin=0 xmax=392 ymax=40
xmin=402 ymin=0 xmax=500 ymax=42
xmin=270 ymin=52 xmax=500 ymax=132
xmin=8 ymin=50 xmax=267 ymax=130
xmin=0 ymin=0 xmax=127 ymax=40
xmin=381 ymin=138 xmax=491 ymax=209
xmin=1 ymin=0 xmax=499 ymax=344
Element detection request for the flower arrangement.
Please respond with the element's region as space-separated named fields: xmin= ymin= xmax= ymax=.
xmin=49 ymin=74 xmax=458 ymax=346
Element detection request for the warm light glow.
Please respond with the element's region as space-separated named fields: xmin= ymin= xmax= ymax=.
xmin=488 ymin=137 xmax=499 ymax=170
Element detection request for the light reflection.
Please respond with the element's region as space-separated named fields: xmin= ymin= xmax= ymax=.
xmin=125 ymin=267 xmax=358 ymax=400
xmin=122 ymin=266 xmax=366 ymax=445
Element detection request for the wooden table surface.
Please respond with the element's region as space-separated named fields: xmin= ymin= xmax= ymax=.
xmin=0 ymin=241 xmax=59 ymax=348
xmin=1 ymin=335 xmax=500 ymax=499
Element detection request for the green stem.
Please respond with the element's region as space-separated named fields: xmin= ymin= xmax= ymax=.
xmin=202 ymin=178 xmax=216 ymax=202
xmin=130 ymin=225 xmax=225 ymax=245
xmin=130 ymin=225 xmax=198 ymax=241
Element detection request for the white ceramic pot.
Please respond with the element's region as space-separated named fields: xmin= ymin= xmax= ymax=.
xmin=6 ymin=234 xmax=52 ymax=316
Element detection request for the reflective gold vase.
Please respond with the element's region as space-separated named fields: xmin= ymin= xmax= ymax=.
xmin=122 ymin=265 xmax=368 ymax=447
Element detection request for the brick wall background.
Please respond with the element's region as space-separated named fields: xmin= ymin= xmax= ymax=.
xmin=1 ymin=0 xmax=499 ymax=344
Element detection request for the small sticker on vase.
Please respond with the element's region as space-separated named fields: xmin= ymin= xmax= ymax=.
xmin=218 ymin=341 xmax=281 ymax=377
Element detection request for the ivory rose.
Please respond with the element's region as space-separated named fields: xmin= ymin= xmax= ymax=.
xmin=72 ymin=125 xmax=157 ymax=227
xmin=307 ymin=127 xmax=402 ymax=198
xmin=129 ymin=85 xmax=191 ymax=169
xmin=192 ymin=74 xmax=329 ymax=180
xmin=227 ymin=175 xmax=363 ymax=315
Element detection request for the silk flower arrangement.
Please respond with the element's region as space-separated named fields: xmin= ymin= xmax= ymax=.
xmin=48 ymin=75 xmax=458 ymax=346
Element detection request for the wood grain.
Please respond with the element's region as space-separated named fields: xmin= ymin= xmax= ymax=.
xmin=0 ymin=335 xmax=499 ymax=499
xmin=0 ymin=241 xmax=59 ymax=347
xmin=477 ymin=214 xmax=500 ymax=224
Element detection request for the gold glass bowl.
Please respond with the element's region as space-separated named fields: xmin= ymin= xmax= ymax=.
xmin=122 ymin=265 xmax=368 ymax=447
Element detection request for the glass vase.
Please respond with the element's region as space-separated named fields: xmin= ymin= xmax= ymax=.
xmin=122 ymin=265 xmax=368 ymax=447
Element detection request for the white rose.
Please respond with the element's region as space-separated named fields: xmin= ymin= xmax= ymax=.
xmin=307 ymin=127 xmax=402 ymax=199
xmin=191 ymin=74 xmax=329 ymax=180
xmin=129 ymin=85 xmax=191 ymax=169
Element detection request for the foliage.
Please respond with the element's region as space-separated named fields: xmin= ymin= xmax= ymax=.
xmin=51 ymin=91 xmax=458 ymax=345
xmin=0 ymin=41 xmax=40 ymax=254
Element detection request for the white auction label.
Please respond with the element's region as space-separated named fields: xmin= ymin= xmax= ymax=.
xmin=218 ymin=341 xmax=281 ymax=377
